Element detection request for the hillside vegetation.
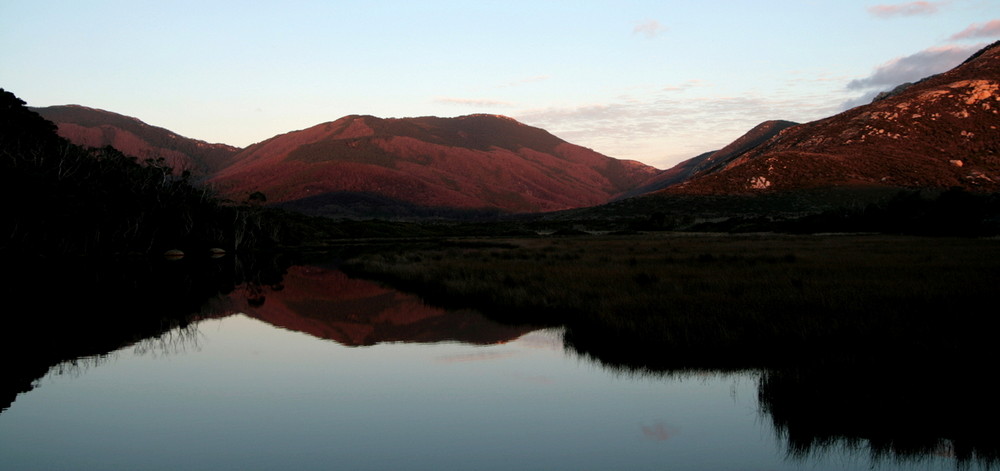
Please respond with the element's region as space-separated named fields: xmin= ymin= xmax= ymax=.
xmin=1 ymin=89 xmax=280 ymax=258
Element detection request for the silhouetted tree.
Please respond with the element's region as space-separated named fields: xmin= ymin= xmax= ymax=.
xmin=1 ymin=88 xmax=285 ymax=257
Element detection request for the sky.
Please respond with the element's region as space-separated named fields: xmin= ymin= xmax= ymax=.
xmin=2 ymin=1 xmax=998 ymax=169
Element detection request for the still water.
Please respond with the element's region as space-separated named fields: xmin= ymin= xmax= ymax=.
xmin=0 ymin=265 xmax=985 ymax=470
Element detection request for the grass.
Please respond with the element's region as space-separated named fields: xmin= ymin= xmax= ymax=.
xmin=343 ymin=233 xmax=1000 ymax=368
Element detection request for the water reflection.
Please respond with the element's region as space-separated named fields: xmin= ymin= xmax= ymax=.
xmin=3 ymin=256 xmax=998 ymax=470
xmin=228 ymin=265 xmax=537 ymax=346
xmin=758 ymin=364 xmax=1000 ymax=469
xmin=0 ymin=253 xmax=268 ymax=412
xmin=564 ymin=319 xmax=1000 ymax=470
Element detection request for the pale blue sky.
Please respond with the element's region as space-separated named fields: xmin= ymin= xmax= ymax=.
xmin=2 ymin=0 xmax=998 ymax=168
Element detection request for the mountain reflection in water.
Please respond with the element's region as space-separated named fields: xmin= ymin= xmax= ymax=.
xmin=2 ymin=256 xmax=997 ymax=470
xmin=229 ymin=265 xmax=537 ymax=346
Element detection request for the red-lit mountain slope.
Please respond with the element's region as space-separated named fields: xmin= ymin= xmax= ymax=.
xmin=622 ymin=120 xmax=798 ymax=199
xmin=31 ymin=105 xmax=240 ymax=174
xmin=211 ymin=114 xmax=659 ymax=213
xmin=667 ymin=41 xmax=1000 ymax=195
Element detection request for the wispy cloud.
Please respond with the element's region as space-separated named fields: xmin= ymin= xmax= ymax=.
xmin=515 ymin=85 xmax=845 ymax=168
xmin=867 ymin=1 xmax=943 ymax=18
xmin=840 ymin=43 xmax=982 ymax=109
xmin=434 ymin=97 xmax=513 ymax=107
xmin=840 ymin=90 xmax=885 ymax=110
xmin=662 ymin=79 xmax=706 ymax=92
xmin=950 ymin=19 xmax=1000 ymax=40
xmin=633 ymin=20 xmax=667 ymax=38
xmin=846 ymin=44 xmax=980 ymax=90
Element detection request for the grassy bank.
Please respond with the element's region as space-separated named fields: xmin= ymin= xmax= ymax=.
xmin=344 ymin=233 xmax=1000 ymax=368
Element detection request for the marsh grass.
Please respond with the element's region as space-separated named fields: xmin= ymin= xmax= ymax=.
xmin=344 ymin=233 xmax=1000 ymax=368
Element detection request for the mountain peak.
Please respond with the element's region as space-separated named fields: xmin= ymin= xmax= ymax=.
xmin=663 ymin=42 xmax=1000 ymax=195
xmin=212 ymin=113 xmax=658 ymax=214
xmin=459 ymin=113 xmax=521 ymax=122
xmin=960 ymin=39 xmax=1000 ymax=66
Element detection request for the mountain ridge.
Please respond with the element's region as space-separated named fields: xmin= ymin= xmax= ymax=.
xmin=31 ymin=104 xmax=241 ymax=174
xmin=32 ymin=106 xmax=661 ymax=214
xmin=663 ymin=40 xmax=1000 ymax=195
xmin=26 ymin=41 xmax=1000 ymax=218
xmin=210 ymin=113 xmax=660 ymax=214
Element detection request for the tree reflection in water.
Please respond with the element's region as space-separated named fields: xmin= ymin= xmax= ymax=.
xmin=564 ymin=322 xmax=1000 ymax=470
xmin=758 ymin=361 xmax=999 ymax=469
xmin=0 ymin=251 xmax=287 ymax=412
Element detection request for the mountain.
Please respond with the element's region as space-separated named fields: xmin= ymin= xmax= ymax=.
xmin=686 ymin=120 xmax=800 ymax=178
xmin=29 ymin=41 xmax=998 ymax=220
xmin=666 ymin=41 xmax=1000 ymax=195
xmin=617 ymin=151 xmax=716 ymax=200
xmin=210 ymin=114 xmax=660 ymax=214
xmin=621 ymin=120 xmax=798 ymax=199
xmin=31 ymin=105 xmax=240 ymax=174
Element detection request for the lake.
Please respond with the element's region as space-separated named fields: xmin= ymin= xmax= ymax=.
xmin=1 ymin=258 xmax=995 ymax=470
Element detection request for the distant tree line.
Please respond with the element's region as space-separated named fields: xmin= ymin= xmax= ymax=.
xmin=801 ymin=188 xmax=1000 ymax=235
xmin=655 ymin=189 xmax=1000 ymax=236
xmin=0 ymin=88 xmax=281 ymax=258
xmin=741 ymin=188 xmax=1000 ymax=236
